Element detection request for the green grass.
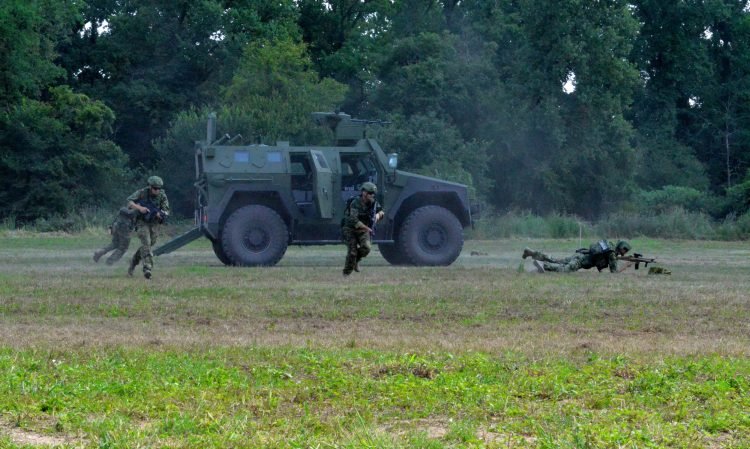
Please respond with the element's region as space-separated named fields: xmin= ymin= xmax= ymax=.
xmin=1 ymin=349 xmax=748 ymax=448
xmin=0 ymin=233 xmax=749 ymax=447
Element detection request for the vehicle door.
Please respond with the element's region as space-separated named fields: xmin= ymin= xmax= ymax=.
xmin=310 ymin=150 xmax=333 ymax=219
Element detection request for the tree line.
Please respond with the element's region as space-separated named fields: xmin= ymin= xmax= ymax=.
xmin=2 ymin=0 xmax=750 ymax=224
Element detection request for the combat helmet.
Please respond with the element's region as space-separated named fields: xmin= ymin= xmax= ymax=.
xmin=148 ymin=176 xmax=164 ymax=188
xmin=360 ymin=182 xmax=377 ymax=193
xmin=615 ymin=240 xmax=631 ymax=253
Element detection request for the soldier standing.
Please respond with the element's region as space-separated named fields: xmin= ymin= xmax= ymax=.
xmin=127 ymin=176 xmax=170 ymax=279
xmin=341 ymin=182 xmax=384 ymax=276
xmin=523 ymin=240 xmax=631 ymax=273
xmin=93 ymin=207 xmax=135 ymax=265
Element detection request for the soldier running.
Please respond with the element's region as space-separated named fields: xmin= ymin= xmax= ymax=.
xmin=93 ymin=207 xmax=135 ymax=265
xmin=341 ymin=182 xmax=384 ymax=276
xmin=127 ymin=176 xmax=170 ymax=279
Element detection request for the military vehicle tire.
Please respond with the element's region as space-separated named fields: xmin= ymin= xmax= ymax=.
xmin=221 ymin=205 xmax=288 ymax=266
xmin=211 ymin=238 xmax=233 ymax=266
xmin=397 ymin=205 xmax=463 ymax=266
xmin=378 ymin=243 xmax=409 ymax=265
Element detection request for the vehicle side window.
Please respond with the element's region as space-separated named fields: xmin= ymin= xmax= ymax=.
xmin=290 ymin=154 xmax=313 ymax=191
xmin=313 ymin=152 xmax=329 ymax=169
xmin=340 ymin=154 xmax=378 ymax=193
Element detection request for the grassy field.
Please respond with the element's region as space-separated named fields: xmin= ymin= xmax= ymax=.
xmin=0 ymin=232 xmax=749 ymax=448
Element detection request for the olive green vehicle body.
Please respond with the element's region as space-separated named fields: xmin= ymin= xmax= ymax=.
xmin=155 ymin=113 xmax=477 ymax=266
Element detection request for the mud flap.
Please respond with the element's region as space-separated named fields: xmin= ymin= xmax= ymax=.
xmin=153 ymin=227 xmax=204 ymax=256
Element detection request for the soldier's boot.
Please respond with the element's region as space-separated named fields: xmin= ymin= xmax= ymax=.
xmin=93 ymin=249 xmax=106 ymax=263
xmin=142 ymin=254 xmax=154 ymax=279
xmin=533 ymin=260 xmax=545 ymax=273
xmin=127 ymin=258 xmax=137 ymax=276
xmin=522 ymin=247 xmax=533 ymax=259
xmin=353 ymin=258 xmax=360 ymax=272
xmin=343 ymin=249 xmax=356 ymax=276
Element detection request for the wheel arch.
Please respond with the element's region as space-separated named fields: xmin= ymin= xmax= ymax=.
xmin=390 ymin=192 xmax=469 ymax=235
xmin=212 ymin=188 xmax=294 ymax=240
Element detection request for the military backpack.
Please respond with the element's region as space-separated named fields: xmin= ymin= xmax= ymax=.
xmin=576 ymin=240 xmax=614 ymax=270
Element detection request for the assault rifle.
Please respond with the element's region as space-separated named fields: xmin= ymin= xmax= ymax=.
xmin=617 ymin=253 xmax=656 ymax=270
xmin=136 ymin=198 xmax=167 ymax=224
xmin=370 ymin=204 xmax=378 ymax=235
xmin=369 ymin=201 xmax=383 ymax=236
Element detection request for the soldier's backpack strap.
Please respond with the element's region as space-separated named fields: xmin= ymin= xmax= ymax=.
xmin=340 ymin=196 xmax=357 ymax=228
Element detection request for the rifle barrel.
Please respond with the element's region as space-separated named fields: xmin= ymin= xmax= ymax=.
xmin=618 ymin=256 xmax=656 ymax=263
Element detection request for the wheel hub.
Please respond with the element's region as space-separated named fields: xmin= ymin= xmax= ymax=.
xmin=244 ymin=227 xmax=269 ymax=251
xmin=421 ymin=225 xmax=445 ymax=251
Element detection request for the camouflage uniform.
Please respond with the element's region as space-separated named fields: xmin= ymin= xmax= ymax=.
xmin=127 ymin=178 xmax=170 ymax=278
xmin=93 ymin=207 xmax=135 ymax=265
xmin=342 ymin=183 xmax=383 ymax=276
xmin=524 ymin=240 xmax=629 ymax=273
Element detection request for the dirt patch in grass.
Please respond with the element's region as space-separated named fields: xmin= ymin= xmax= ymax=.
xmin=380 ymin=418 xmax=449 ymax=439
xmin=0 ymin=419 xmax=80 ymax=448
xmin=379 ymin=419 xmax=537 ymax=445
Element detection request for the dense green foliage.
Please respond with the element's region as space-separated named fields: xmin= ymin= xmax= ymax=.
xmin=3 ymin=0 xmax=750 ymax=224
xmin=0 ymin=86 xmax=131 ymax=221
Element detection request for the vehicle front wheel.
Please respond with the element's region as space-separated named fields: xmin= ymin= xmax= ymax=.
xmin=211 ymin=238 xmax=232 ymax=266
xmin=378 ymin=242 xmax=409 ymax=265
xmin=221 ymin=205 xmax=288 ymax=266
xmin=397 ymin=205 xmax=463 ymax=266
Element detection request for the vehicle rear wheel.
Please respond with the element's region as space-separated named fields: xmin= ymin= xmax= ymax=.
xmin=378 ymin=242 xmax=409 ymax=265
xmin=397 ymin=205 xmax=463 ymax=266
xmin=221 ymin=205 xmax=288 ymax=266
xmin=211 ymin=238 xmax=232 ymax=266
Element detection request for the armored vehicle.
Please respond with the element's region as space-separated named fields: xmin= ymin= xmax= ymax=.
xmin=155 ymin=112 xmax=478 ymax=266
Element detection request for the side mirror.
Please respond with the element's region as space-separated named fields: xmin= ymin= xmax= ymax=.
xmin=388 ymin=153 xmax=398 ymax=170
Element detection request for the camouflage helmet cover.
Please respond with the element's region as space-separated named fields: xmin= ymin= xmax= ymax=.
xmin=616 ymin=240 xmax=631 ymax=252
xmin=361 ymin=182 xmax=377 ymax=193
xmin=148 ymin=176 xmax=164 ymax=188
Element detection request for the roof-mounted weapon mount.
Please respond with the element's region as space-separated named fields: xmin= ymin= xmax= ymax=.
xmin=311 ymin=112 xmax=389 ymax=146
